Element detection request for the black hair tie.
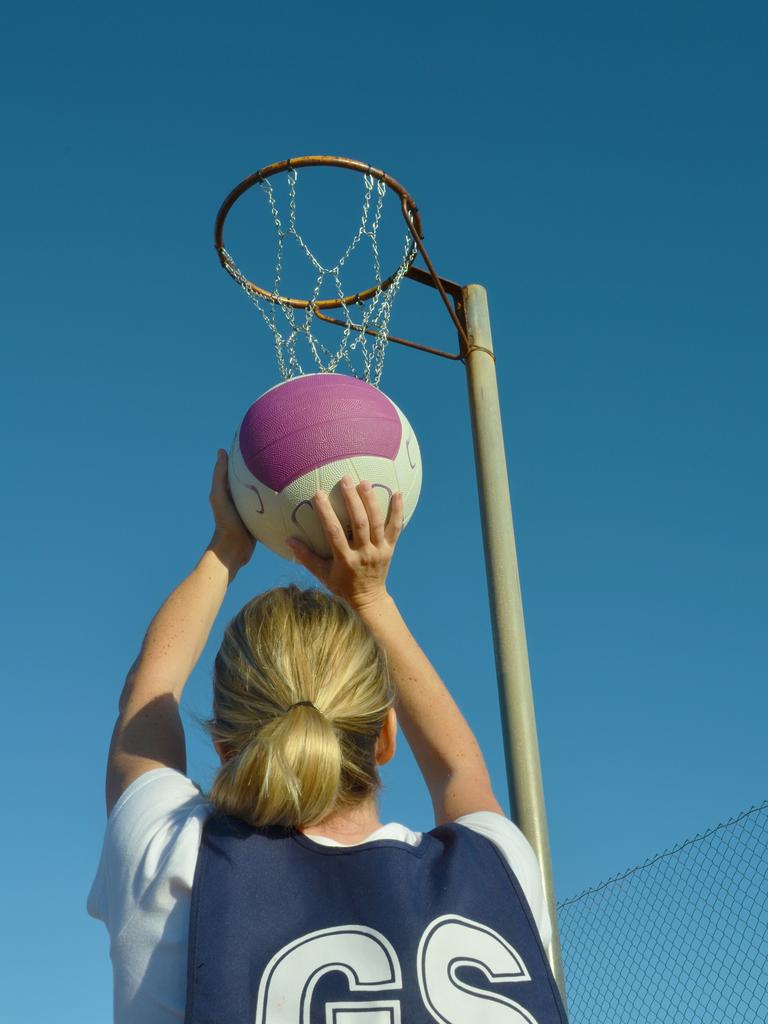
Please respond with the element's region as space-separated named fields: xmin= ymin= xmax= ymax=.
xmin=287 ymin=700 xmax=319 ymax=712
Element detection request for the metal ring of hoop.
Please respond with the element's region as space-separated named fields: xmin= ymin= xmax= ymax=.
xmin=213 ymin=155 xmax=423 ymax=311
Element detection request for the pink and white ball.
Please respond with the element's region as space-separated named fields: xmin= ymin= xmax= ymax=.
xmin=228 ymin=374 xmax=422 ymax=560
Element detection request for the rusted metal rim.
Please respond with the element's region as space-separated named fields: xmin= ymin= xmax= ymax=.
xmin=214 ymin=155 xmax=423 ymax=311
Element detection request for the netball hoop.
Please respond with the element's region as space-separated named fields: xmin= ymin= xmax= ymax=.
xmin=214 ymin=155 xmax=470 ymax=386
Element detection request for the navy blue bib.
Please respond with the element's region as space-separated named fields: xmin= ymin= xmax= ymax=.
xmin=185 ymin=814 xmax=567 ymax=1023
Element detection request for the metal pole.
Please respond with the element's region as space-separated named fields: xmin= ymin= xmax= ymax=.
xmin=461 ymin=284 xmax=568 ymax=1002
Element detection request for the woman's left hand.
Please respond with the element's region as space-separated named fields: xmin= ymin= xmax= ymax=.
xmin=209 ymin=449 xmax=256 ymax=573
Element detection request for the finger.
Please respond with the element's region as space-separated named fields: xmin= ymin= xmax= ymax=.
xmin=339 ymin=475 xmax=371 ymax=547
xmin=210 ymin=450 xmax=235 ymax=510
xmin=384 ymin=491 xmax=405 ymax=545
xmin=312 ymin=488 xmax=352 ymax=557
xmin=358 ymin=481 xmax=385 ymax=545
xmin=287 ymin=537 xmax=330 ymax=580
xmin=210 ymin=449 xmax=228 ymax=494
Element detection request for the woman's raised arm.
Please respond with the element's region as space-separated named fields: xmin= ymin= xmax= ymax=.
xmin=287 ymin=477 xmax=503 ymax=825
xmin=105 ymin=452 xmax=255 ymax=814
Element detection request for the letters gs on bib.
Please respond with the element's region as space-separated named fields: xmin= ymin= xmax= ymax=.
xmin=255 ymin=914 xmax=547 ymax=1023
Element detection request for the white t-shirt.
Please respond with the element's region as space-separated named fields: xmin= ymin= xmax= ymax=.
xmin=88 ymin=768 xmax=552 ymax=1024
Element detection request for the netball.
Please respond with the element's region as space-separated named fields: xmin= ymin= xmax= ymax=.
xmin=228 ymin=373 xmax=422 ymax=559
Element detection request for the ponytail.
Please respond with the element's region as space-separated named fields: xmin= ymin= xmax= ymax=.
xmin=207 ymin=586 xmax=392 ymax=829
xmin=211 ymin=703 xmax=343 ymax=827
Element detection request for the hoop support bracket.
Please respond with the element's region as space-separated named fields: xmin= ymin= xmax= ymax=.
xmin=391 ymin=200 xmax=496 ymax=365
xmin=313 ymin=265 xmax=496 ymax=366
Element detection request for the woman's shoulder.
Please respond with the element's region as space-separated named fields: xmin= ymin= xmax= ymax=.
xmin=107 ymin=767 xmax=212 ymax=840
xmin=450 ymin=811 xmax=552 ymax=947
xmin=450 ymin=810 xmax=542 ymax=886
xmin=88 ymin=769 xmax=212 ymax=926
xmin=452 ymin=810 xmax=532 ymax=853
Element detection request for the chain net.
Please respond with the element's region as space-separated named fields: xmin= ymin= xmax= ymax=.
xmin=557 ymin=800 xmax=768 ymax=1023
xmin=219 ymin=169 xmax=418 ymax=387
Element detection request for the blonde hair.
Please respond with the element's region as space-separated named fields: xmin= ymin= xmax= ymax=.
xmin=207 ymin=585 xmax=393 ymax=829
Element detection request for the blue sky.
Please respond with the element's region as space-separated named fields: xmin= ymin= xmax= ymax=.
xmin=2 ymin=2 xmax=766 ymax=1020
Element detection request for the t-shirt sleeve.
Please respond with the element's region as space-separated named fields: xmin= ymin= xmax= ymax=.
xmin=87 ymin=768 xmax=211 ymax=935
xmin=455 ymin=811 xmax=553 ymax=950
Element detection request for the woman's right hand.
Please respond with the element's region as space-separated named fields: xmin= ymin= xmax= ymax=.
xmin=286 ymin=475 xmax=404 ymax=610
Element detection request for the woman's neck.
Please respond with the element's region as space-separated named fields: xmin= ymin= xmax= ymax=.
xmin=301 ymin=796 xmax=382 ymax=844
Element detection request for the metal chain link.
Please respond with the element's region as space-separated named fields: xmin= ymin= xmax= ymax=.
xmin=221 ymin=169 xmax=417 ymax=386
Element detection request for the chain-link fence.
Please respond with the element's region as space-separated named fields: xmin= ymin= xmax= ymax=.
xmin=557 ymin=801 xmax=768 ymax=1023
